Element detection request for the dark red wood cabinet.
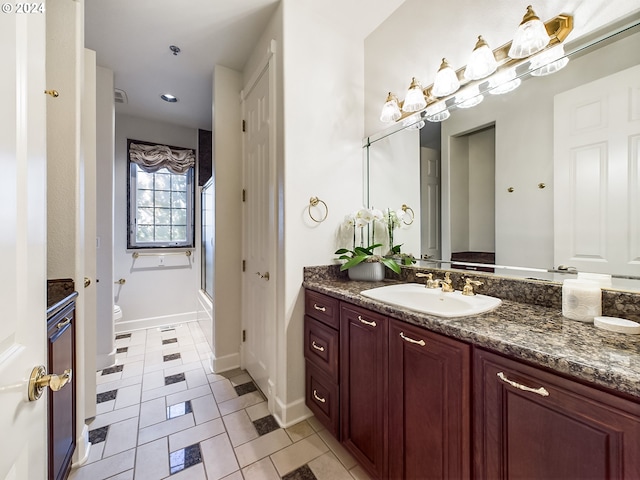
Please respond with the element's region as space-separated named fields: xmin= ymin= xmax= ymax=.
xmin=388 ymin=319 xmax=471 ymax=479
xmin=340 ymin=303 xmax=388 ymax=479
xmin=474 ymin=348 xmax=640 ymax=479
xmin=47 ymin=299 xmax=76 ymax=480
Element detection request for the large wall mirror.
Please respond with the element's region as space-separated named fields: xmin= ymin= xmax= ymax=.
xmin=366 ymin=14 xmax=640 ymax=292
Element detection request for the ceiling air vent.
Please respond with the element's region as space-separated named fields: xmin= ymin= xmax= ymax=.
xmin=114 ymin=88 xmax=128 ymax=104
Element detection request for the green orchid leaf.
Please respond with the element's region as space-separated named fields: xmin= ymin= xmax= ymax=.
xmin=335 ymin=248 xmax=350 ymax=255
xmin=380 ymin=257 xmax=401 ymax=274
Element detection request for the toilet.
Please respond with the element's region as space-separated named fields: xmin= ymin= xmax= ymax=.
xmin=113 ymin=304 xmax=123 ymax=323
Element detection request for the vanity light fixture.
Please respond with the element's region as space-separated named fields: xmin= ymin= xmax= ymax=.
xmin=378 ymin=7 xmax=573 ymax=124
xmin=529 ymin=44 xmax=569 ymax=76
xmin=488 ymin=68 xmax=521 ymax=95
xmin=432 ymin=58 xmax=460 ymax=97
xmin=402 ymin=78 xmax=427 ymax=112
xmin=379 ymin=92 xmax=402 ymax=122
xmin=508 ymin=5 xmax=550 ymax=59
xmin=464 ymin=36 xmax=498 ymax=81
xmin=402 ymin=112 xmax=425 ymax=130
xmin=160 ymin=93 xmax=178 ymax=103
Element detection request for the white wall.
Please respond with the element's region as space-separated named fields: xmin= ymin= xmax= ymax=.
xmin=95 ymin=65 xmax=115 ymax=369
xmin=211 ymin=65 xmax=243 ymax=371
xmin=113 ymin=114 xmax=200 ymax=330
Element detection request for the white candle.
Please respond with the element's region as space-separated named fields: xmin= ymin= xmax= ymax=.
xmin=562 ymin=279 xmax=602 ymax=322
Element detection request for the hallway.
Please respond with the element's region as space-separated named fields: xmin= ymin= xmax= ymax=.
xmin=69 ymin=323 xmax=368 ymax=479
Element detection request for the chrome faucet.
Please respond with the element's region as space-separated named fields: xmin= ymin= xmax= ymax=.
xmin=462 ymin=277 xmax=483 ymax=296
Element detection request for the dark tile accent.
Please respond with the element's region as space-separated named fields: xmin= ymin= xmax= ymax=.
xmin=282 ymin=465 xmax=317 ymax=480
xmin=165 ymin=373 xmax=186 ymax=386
xmin=234 ymin=382 xmax=258 ymax=396
xmin=160 ymin=327 xmax=175 ymax=332
xmin=96 ymin=390 xmax=117 ymax=404
xmin=101 ymin=364 xmax=124 ymax=376
xmin=162 ymin=338 xmax=178 ymax=345
xmin=169 ymin=443 xmax=202 ymax=475
xmin=167 ymin=401 xmax=193 ymax=419
xmin=253 ymin=415 xmax=280 ymax=436
xmin=88 ymin=426 xmax=109 ymax=444
xmin=164 ymin=353 xmax=181 ymax=362
xmin=115 ymin=333 xmax=131 ymax=340
xmin=116 ymin=347 xmax=128 ymax=354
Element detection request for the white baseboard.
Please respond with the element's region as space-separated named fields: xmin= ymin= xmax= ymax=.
xmin=272 ymin=395 xmax=312 ymax=428
xmin=114 ymin=311 xmax=198 ymax=333
xmin=72 ymin=424 xmax=90 ymax=467
xmin=211 ymin=352 xmax=240 ymax=373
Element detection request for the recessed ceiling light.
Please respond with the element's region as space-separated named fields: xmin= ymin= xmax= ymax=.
xmin=160 ymin=94 xmax=178 ymax=103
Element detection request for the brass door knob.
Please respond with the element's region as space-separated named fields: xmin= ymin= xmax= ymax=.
xmin=28 ymin=365 xmax=73 ymax=401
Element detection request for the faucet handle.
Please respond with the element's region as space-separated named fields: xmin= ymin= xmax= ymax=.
xmin=441 ymin=272 xmax=455 ymax=292
xmin=462 ymin=278 xmax=483 ymax=296
xmin=416 ymin=272 xmax=439 ymax=288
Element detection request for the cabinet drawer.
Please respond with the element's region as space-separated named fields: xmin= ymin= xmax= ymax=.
xmin=304 ymin=316 xmax=339 ymax=382
xmin=305 ymin=361 xmax=339 ymax=438
xmin=305 ymin=290 xmax=339 ymax=329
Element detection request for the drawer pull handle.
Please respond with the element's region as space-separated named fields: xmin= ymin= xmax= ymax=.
xmin=497 ymin=372 xmax=549 ymax=397
xmin=313 ymin=389 xmax=326 ymax=403
xmin=313 ymin=304 xmax=326 ymax=312
xmin=358 ymin=315 xmax=376 ymax=327
xmin=311 ymin=341 xmax=325 ymax=352
xmin=400 ymin=332 xmax=425 ymax=346
xmin=57 ymin=317 xmax=71 ymax=330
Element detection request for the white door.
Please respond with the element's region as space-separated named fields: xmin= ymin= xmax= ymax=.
xmin=241 ymin=62 xmax=275 ymax=399
xmin=0 ymin=11 xmax=48 ymax=479
xmin=554 ymin=64 xmax=640 ymax=276
xmin=421 ymin=147 xmax=441 ymax=260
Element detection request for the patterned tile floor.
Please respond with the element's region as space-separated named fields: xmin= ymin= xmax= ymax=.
xmin=69 ymin=323 xmax=370 ymax=480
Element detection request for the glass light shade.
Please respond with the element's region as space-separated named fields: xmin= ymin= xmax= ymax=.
xmin=488 ymin=68 xmax=521 ymax=95
xmin=508 ymin=6 xmax=550 ymax=59
xmin=402 ymin=77 xmax=427 ymax=112
xmin=432 ymin=58 xmax=460 ymax=97
xmin=464 ymin=36 xmax=498 ymax=81
xmin=455 ymin=85 xmax=484 ymax=109
xmin=379 ymin=92 xmax=402 ymax=123
xmin=530 ymin=44 xmax=569 ymax=76
xmin=425 ymin=101 xmax=450 ymax=122
xmin=402 ymin=113 xmax=424 ymax=130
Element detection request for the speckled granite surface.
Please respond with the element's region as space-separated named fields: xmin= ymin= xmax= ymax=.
xmin=303 ymin=265 xmax=640 ymax=400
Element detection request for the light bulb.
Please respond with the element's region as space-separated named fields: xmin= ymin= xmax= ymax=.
xmin=402 ymin=77 xmax=427 ymax=113
xmin=432 ymin=58 xmax=460 ymax=97
xmin=508 ymin=5 xmax=550 ymax=59
xmin=464 ymin=36 xmax=498 ymax=81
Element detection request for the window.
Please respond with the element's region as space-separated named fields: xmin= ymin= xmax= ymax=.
xmin=127 ymin=140 xmax=195 ymax=249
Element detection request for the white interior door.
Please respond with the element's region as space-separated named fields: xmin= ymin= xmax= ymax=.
xmin=241 ymin=63 xmax=275 ymax=400
xmin=554 ymin=64 xmax=640 ymax=276
xmin=0 ymin=11 xmax=48 ymax=479
xmin=421 ymin=147 xmax=441 ymax=259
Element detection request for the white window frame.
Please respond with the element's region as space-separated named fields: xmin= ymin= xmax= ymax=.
xmin=127 ymin=142 xmax=195 ymax=250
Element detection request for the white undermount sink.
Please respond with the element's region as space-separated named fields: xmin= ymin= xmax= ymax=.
xmin=360 ymin=283 xmax=502 ymax=318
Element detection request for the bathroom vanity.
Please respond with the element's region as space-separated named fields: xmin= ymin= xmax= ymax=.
xmin=303 ymin=266 xmax=640 ymax=479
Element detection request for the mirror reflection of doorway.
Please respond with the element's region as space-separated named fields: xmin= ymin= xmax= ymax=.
xmin=449 ymin=124 xmax=496 ymax=270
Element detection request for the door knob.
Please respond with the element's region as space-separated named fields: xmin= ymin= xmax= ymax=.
xmin=28 ymin=365 xmax=73 ymax=401
xmin=255 ymin=272 xmax=270 ymax=281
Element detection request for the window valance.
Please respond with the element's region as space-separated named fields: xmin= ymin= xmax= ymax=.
xmin=129 ymin=142 xmax=195 ymax=174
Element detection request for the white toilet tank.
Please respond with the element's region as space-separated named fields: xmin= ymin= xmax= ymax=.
xmin=113 ymin=304 xmax=122 ymax=322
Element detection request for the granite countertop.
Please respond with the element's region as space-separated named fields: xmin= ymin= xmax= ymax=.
xmin=303 ymin=268 xmax=640 ymax=401
xmin=47 ymin=278 xmax=77 ymax=319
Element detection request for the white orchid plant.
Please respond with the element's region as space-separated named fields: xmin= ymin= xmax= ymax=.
xmin=335 ymin=206 xmax=415 ymax=273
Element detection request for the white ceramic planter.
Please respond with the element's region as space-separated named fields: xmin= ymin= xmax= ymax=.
xmin=347 ymin=262 xmax=385 ymax=281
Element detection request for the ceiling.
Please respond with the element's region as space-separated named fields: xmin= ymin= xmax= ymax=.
xmin=85 ymin=0 xmax=406 ymax=132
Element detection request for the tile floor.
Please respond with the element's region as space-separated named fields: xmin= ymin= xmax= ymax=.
xmin=69 ymin=323 xmax=370 ymax=480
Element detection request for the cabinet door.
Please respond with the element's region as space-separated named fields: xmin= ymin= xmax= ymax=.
xmin=340 ymin=303 xmax=387 ymax=479
xmin=388 ymin=319 xmax=471 ymax=480
xmin=474 ymin=348 xmax=640 ymax=479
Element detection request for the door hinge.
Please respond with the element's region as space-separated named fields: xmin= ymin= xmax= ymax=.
xmin=242 ymin=260 xmax=246 ymax=272
xmin=242 ymin=120 xmax=246 ymax=132
xmin=242 ymin=189 xmax=246 ymax=202
xmin=242 ymin=330 xmax=246 ymax=342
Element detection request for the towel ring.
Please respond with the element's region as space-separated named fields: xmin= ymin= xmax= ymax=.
xmin=401 ymin=204 xmax=414 ymax=225
xmin=308 ymin=196 xmax=328 ymax=223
